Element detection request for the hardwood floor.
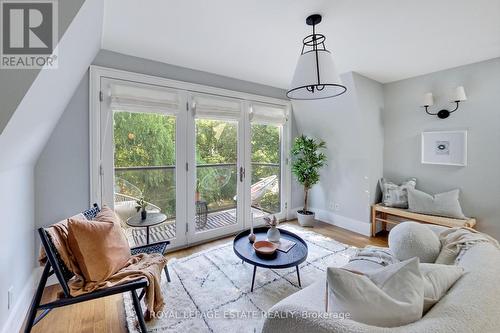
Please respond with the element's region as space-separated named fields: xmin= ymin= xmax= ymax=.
xmin=24 ymin=220 xmax=387 ymax=333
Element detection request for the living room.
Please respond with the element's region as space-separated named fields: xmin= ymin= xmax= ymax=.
xmin=1 ymin=1 xmax=499 ymax=332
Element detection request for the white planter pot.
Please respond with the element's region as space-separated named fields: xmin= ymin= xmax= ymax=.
xmin=297 ymin=210 xmax=315 ymax=227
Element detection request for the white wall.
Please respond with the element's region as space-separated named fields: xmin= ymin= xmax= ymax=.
xmin=292 ymin=72 xmax=384 ymax=235
xmin=384 ymin=57 xmax=500 ymax=239
xmin=0 ymin=167 xmax=34 ymax=332
xmin=0 ymin=1 xmax=103 ymax=331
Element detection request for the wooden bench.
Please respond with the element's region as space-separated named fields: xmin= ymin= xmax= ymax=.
xmin=371 ymin=203 xmax=476 ymax=237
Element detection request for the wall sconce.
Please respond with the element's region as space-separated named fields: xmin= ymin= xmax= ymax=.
xmin=421 ymin=86 xmax=467 ymax=119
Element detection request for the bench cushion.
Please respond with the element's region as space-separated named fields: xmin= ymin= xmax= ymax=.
xmin=408 ymin=188 xmax=467 ymax=219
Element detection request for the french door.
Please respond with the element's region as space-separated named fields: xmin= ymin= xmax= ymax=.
xmin=94 ymin=71 xmax=289 ymax=250
xmin=186 ymin=94 xmax=245 ymax=243
xmin=100 ymin=78 xmax=188 ymax=248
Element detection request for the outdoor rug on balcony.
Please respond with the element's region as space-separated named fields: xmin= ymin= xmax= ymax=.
xmin=123 ymin=224 xmax=358 ymax=333
xmin=130 ymin=210 xmax=238 ymax=245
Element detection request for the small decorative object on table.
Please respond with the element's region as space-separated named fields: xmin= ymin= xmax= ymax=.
xmin=135 ymin=197 xmax=148 ymax=220
xmin=265 ymin=215 xmax=280 ymax=242
xmin=253 ymin=240 xmax=278 ymax=257
xmin=248 ymin=212 xmax=256 ymax=243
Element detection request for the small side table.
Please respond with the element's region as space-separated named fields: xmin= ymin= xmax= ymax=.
xmin=127 ymin=212 xmax=167 ymax=244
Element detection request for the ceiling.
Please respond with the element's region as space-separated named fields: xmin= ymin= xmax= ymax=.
xmin=102 ymin=0 xmax=500 ymax=88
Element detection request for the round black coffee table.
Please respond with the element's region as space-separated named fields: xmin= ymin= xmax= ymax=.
xmin=233 ymin=227 xmax=308 ymax=292
xmin=127 ymin=213 xmax=167 ymax=244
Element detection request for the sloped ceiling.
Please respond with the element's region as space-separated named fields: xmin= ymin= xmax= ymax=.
xmin=102 ymin=0 xmax=500 ymax=88
xmin=0 ymin=0 xmax=103 ymax=172
xmin=0 ymin=0 xmax=86 ymax=134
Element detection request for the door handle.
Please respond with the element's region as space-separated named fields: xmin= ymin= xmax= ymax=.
xmin=239 ymin=167 xmax=245 ymax=182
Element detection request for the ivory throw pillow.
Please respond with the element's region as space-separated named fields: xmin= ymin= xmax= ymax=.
xmin=408 ymin=188 xmax=467 ymax=219
xmin=68 ymin=206 xmax=131 ymax=282
xmin=379 ymin=178 xmax=417 ymax=208
xmin=327 ymin=258 xmax=424 ymax=327
xmin=420 ymin=263 xmax=464 ymax=313
xmin=388 ymin=222 xmax=441 ymax=263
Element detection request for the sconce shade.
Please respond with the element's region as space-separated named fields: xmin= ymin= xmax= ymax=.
xmin=422 ymin=86 xmax=466 ymax=119
xmin=453 ymin=86 xmax=467 ymax=102
xmin=422 ymin=92 xmax=434 ymax=106
xmin=287 ymin=50 xmax=345 ymax=100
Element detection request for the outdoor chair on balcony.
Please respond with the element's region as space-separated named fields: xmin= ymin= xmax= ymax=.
xmin=114 ymin=192 xmax=161 ymax=224
xmin=24 ymin=204 xmax=171 ymax=333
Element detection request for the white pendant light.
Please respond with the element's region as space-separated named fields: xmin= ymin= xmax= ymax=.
xmin=287 ymin=14 xmax=346 ymax=100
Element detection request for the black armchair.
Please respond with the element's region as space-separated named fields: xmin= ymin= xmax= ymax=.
xmin=24 ymin=203 xmax=171 ymax=333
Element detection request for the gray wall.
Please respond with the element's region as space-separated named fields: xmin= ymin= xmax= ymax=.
xmin=94 ymin=50 xmax=286 ymax=99
xmin=292 ymin=73 xmax=384 ymax=235
xmin=35 ymin=73 xmax=91 ymax=228
xmin=383 ymin=57 xmax=500 ymax=238
xmin=35 ymin=50 xmax=289 ymax=230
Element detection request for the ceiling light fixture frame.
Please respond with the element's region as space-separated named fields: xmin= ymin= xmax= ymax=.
xmin=287 ymin=14 xmax=347 ymax=100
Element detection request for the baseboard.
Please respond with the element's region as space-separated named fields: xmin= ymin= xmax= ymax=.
xmin=292 ymin=206 xmax=371 ymax=237
xmin=1 ymin=268 xmax=39 ymax=333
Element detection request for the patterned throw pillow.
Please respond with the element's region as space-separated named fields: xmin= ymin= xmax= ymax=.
xmin=379 ymin=178 xmax=417 ymax=208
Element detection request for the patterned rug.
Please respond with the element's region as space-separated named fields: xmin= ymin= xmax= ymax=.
xmin=130 ymin=208 xmax=271 ymax=245
xmin=123 ymin=225 xmax=357 ymax=333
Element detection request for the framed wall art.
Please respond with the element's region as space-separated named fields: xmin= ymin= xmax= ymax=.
xmin=421 ymin=130 xmax=467 ymax=166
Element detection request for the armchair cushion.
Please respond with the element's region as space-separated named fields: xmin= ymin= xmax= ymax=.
xmin=68 ymin=207 xmax=131 ymax=282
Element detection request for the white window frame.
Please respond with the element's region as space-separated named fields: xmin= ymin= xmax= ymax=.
xmin=89 ymin=65 xmax=292 ymax=234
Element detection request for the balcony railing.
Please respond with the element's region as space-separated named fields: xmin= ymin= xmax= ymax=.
xmin=114 ymin=162 xmax=279 ymax=171
xmin=114 ymin=162 xmax=280 ymax=221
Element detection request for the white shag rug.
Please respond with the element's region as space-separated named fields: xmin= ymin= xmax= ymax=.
xmin=124 ymin=225 xmax=357 ymax=333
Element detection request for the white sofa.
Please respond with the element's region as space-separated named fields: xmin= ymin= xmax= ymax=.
xmin=263 ymin=226 xmax=500 ymax=333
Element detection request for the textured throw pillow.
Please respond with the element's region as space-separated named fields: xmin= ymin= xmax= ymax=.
xmin=389 ymin=222 xmax=441 ymax=263
xmin=419 ymin=263 xmax=464 ymax=313
xmin=379 ymin=178 xmax=417 ymax=208
xmin=327 ymin=258 xmax=424 ymax=327
xmin=408 ymin=188 xmax=467 ymax=219
xmin=68 ymin=206 xmax=131 ymax=282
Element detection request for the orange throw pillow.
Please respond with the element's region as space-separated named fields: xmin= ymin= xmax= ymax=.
xmin=68 ymin=207 xmax=131 ymax=282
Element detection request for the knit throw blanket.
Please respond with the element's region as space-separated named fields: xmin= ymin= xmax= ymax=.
xmin=435 ymin=227 xmax=500 ymax=265
xmin=38 ymin=219 xmax=167 ymax=317
xmin=348 ymin=246 xmax=399 ymax=267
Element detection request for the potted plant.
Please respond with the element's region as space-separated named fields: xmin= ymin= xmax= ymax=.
xmin=135 ymin=197 xmax=148 ymax=220
xmin=291 ymin=135 xmax=327 ymax=227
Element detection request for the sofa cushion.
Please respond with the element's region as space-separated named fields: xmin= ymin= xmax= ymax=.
xmin=68 ymin=206 xmax=131 ymax=282
xmin=408 ymin=188 xmax=467 ymax=219
xmin=379 ymin=178 xmax=417 ymax=208
xmin=327 ymin=258 xmax=424 ymax=327
xmin=419 ymin=263 xmax=464 ymax=313
xmin=389 ymin=222 xmax=441 ymax=263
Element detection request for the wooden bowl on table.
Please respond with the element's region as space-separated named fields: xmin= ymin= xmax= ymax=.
xmin=253 ymin=240 xmax=278 ymax=258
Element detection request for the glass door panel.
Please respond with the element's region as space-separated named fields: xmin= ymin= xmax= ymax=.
xmin=193 ymin=118 xmax=240 ymax=235
xmin=112 ymin=111 xmax=178 ymax=244
xmin=250 ymin=123 xmax=282 ymax=218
